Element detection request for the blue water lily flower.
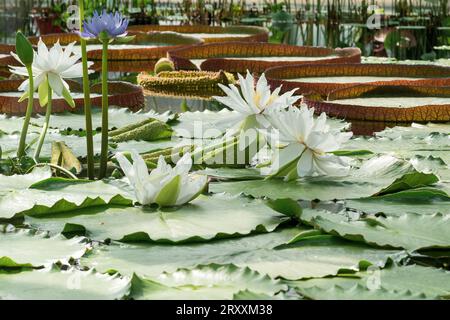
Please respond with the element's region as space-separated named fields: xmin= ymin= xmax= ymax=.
xmin=81 ymin=10 xmax=129 ymax=39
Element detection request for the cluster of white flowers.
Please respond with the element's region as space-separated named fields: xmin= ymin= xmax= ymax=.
xmin=115 ymin=71 xmax=353 ymax=207
xmin=215 ymin=71 xmax=353 ymax=181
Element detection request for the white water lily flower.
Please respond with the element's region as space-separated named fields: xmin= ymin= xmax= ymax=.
xmin=9 ymin=38 xmax=93 ymax=105
xmin=116 ymin=150 xmax=208 ymax=207
xmin=213 ymin=71 xmax=300 ymax=136
xmin=264 ymin=105 xmax=353 ymax=180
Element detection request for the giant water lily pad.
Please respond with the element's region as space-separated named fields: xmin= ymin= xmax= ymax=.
xmin=127 ymin=25 xmax=269 ymax=43
xmin=0 ymin=266 xmax=130 ymax=300
xmin=0 ymin=80 xmax=144 ymax=115
xmin=130 ymin=264 xmax=286 ymax=300
xmin=305 ymin=85 xmax=450 ymax=121
xmin=0 ymin=226 xmax=87 ymax=268
xmin=265 ymin=63 xmax=450 ymax=95
xmin=168 ymin=42 xmax=361 ymax=73
xmin=25 ymin=194 xmax=290 ymax=243
xmin=81 ymin=227 xmax=404 ymax=280
xmin=27 ymin=32 xmax=203 ymax=62
xmin=209 ymin=156 xmax=439 ymax=201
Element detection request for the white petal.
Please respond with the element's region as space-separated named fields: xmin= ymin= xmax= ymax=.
xmin=271 ymin=143 xmax=305 ymax=174
xmin=47 ymin=73 xmax=65 ymax=96
xmin=174 ymin=152 xmax=192 ymax=176
xmin=115 ymin=152 xmax=135 ymax=183
xmin=175 ymin=174 xmax=207 ymax=205
xmin=59 ymin=62 xmax=84 ymax=78
xmin=130 ymin=150 xmax=150 ymax=180
xmin=313 ymin=154 xmax=351 ymax=177
xmin=297 ymin=149 xmax=315 ymax=177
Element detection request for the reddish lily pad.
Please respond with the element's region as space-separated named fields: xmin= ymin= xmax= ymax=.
xmin=0 ymin=80 xmax=144 ymax=115
xmin=304 ymin=84 xmax=450 ymax=122
xmin=168 ymin=42 xmax=361 ymax=73
xmin=27 ymin=32 xmax=203 ymax=62
xmin=265 ymin=63 xmax=450 ymax=95
xmin=0 ymin=44 xmax=17 ymax=77
xmin=127 ymin=25 xmax=269 ymax=43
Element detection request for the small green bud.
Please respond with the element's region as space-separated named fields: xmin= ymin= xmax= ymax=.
xmin=15 ymin=32 xmax=34 ymax=66
xmin=154 ymin=58 xmax=175 ymax=74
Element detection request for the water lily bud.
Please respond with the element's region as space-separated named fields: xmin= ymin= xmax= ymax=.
xmin=154 ymin=58 xmax=175 ymax=74
xmin=110 ymin=119 xmax=173 ymax=143
xmin=15 ymin=31 xmax=34 ymax=66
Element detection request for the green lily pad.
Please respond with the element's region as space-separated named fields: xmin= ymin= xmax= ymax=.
xmin=0 ymin=178 xmax=134 ymax=220
xmin=0 ymin=266 xmax=130 ymax=300
xmin=289 ymin=264 xmax=450 ymax=300
xmin=25 ymin=194 xmax=291 ymax=243
xmin=301 ymin=208 xmax=450 ymax=251
xmin=81 ymin=228 xmax=404 ymax=280
xmin=130 ymin=264 xmax=287 ymax=300
xmin=209 ymin=156 xmax=438 ymax=201
xmin=346 ymin=187 xmax=450 ymax=216
xmin=31 ymin=107 xmax=174 ymax=133
xmin=0 ymin=226 xmax=87 ymax=268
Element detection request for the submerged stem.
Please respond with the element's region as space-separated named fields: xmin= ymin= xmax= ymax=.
xmin=34 ymin=82 xmax=52 ymax=160
xmin=17 ymin=65 xmax=34 ymax=158
xmin=98 ymin=37 xmax=109 ymax=179
xmin=79 ymin=0 xmax=95 ymax=180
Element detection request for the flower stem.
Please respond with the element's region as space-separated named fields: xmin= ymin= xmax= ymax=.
xmin=17 ymin=65 xmax=34 ymax=158
xmin=33 ymin=82 xmax=52 ymax=160
xmin=98 ymin=38 xmax=109 ymax=179
xmin=79 ymin=0 xmax=95 ymax=180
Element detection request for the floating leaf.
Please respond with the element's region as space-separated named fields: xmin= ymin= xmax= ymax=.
xmin=0 ymin=226 xmax=87 ymax=268
xmin=0 ymin=178 xmax=134 ymax=220
xmin=0 ymin=166 xmax=51 ymax=192
xmin=25 ymin=194 xmax=290 ymax=243
xmin=302 ymin=208 xmax=450 ymax=251
xmin=130 ymin=264 xmax=287 ymax=300
xmin=290 ymin=264 xmax=450 ymax=300
xmin=0 ymin=266 xmax=130 ymax=300
xmin=30 ymin=107 xmax=173 ymax=133
xmin=210 ymin=156 xmax=438 ymax=201
xmin=81 ymin=228 xmax=404 ymax=280
xmin=346 ymin=188 xmax=450 ymax=216
xmin=298 ymin=283 xmax=428 ymax=300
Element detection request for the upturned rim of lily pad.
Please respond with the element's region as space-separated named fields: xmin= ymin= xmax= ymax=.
xmin=264 ymin=63 xmax=450 ymax=96
xmin=127 ymin=24 xmax=269 ymax=43
xmin=167 ymin=42 xmax=361 ymax=73
xmin=303 ymin=84 xmax=450 ymax=122
xmin=27 ymin=32 xmax=204 ymax=61
xmin=0 ymin=80 xmax=144 ymax=115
